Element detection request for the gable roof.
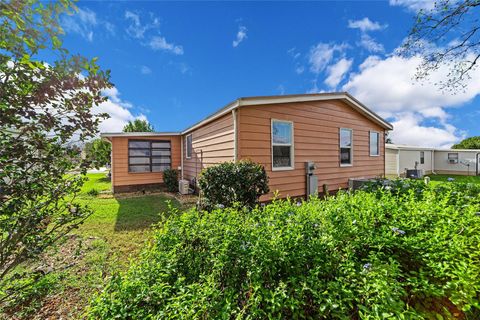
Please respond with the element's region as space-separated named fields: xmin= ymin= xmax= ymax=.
xmin=182 ymin=92 xmax=393 ymax=134
xmin=101 ymin=92 xmax=393 ymax=139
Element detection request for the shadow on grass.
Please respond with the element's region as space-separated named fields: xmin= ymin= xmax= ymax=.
xmin=113 ymin=195 xmax=178 ymax=231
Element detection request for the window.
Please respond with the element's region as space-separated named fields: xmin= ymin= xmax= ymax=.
xmin=369 ymin=131 xmax=380 ymax=156
xmin=185 ymin=134 xmax=192 ymax=159
xmin=340 ymin=128 xmax=353 ymax=166
xmin=420 ymin=151 xmax=425 ymax=164
xmin=128 ymin=140 xmax=171 ymax=173
xmin=448 ymin=153 xmax=458 ymax=164
xmin=272 ymin=120 xmax=294 ymax=170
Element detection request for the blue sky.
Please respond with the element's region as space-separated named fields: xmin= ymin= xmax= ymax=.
xmin=56 ymin=0 xmax=480 ymax=147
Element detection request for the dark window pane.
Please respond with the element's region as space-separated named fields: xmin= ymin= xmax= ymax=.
xmin=152 ymin=158 xmax=171 ymax=164
xmin=129 ymin=149 xmax=150 ymax=156
xmin=152 ymin=150 xmax=171 ymax=156
xmin=186 ymin=135 xmax=192 ymax=157
xmin=340 ymin=148 xmax=351 ymax=164
xmin=129 ymin=157 xmax=150 ymax=165
xmin=152 ymin=165 xmax=170 ymax=172
xmin=129 ymin=165 xmax=150 ymax=172
xmin=273 ymin=146 xmax=291 ymax=168
xmin=152 ymin=142 xmax=171 ymax=149
xmin=129 ymin=141 xmax=150 ymax=148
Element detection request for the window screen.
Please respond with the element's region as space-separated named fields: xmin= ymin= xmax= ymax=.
xmin=272 ymin=120 xmax=293 ymax=169
xmin=128 ymin=140 xmax=171 ymax=173
xmin=340 ymin=128 xmax=353 ymax=165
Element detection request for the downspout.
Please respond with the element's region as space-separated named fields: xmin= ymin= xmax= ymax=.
xmin=475 ymin=152 xmax=480 ymax=176
xmin=180 ymin=135 xmax=184 ymax=180
xmin=232 ymin=109 xmax=238 ymax=162
xmin=431 ymin=149 xmax=436 ymax=175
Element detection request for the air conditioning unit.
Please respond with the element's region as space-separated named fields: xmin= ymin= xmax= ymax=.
xmin=178 ymin=179 xmax=190 ymax=195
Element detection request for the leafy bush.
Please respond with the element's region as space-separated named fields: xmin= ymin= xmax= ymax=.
xmin=89 ymin=184 xmax=480 ymax=319
xmin=86 ymin=188 xmax=99 ymax=197
xmin=198 ymin=160 xmax=269 ymax=210
xmin=163 ymin=169 xmax=178 ymax=193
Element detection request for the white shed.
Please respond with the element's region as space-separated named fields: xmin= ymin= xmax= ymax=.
xmin=386 ymin=144 xmax=480 ymax=177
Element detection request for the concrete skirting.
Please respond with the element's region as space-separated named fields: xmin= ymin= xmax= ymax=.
xmin=113 ymin=183 xmax=166 ymax=194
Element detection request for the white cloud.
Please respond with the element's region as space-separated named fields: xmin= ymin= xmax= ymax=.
xmin=348 ymin=18 xmax=386 ymax=32
xmin=308 ymin=42 xmax=348 ymax=74
xmin=140 ymin=65 xmax=152 ymax=75
xmin=324 ymin=58 xmax=353 ymax=88
xmin=95 ymin=88 xmax=147 ymax=132
xmin=61 ymin=7 xmax=115 ymax=41
xmin=148 ymin=36 xmax=184 ymax=55
xmin=125 ymin=10 xmax=159 ymax=39
xmin=233 ymin=25 xmax=247 ymax=47
xmin=343 ymin=54 xmax=480 ymax=147
xmin=358 ymin=34 xmax=384 ymax=53
xmin=61 ymin=7 xmax=97 ymax=42
xmin=389 ymin=113 xmax=462 ymax=148
xmin=389 ymin=0 xmax=436 ymax=11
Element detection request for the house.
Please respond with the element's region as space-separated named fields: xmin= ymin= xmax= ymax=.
xmin=102 ymin=92 xmax=393 ymax=200
xmin=386 ymin=144 xmax=480 ymax=177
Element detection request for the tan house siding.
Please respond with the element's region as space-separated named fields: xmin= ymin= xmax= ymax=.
xmin=110 ymin=135 xmax=181 ymax=190
xmin=183 ymin=113 xmax=235 ymax=181
xmin=238 ymin=100 xmax=385 ymax=200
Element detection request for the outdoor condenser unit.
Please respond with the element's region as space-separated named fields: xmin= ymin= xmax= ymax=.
xmin=305 ymin=161 xmax=318 ymax=197
xmin=178 ymin=179 xmax=190 ymax=195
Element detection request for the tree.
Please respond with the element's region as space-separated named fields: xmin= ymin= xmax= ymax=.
xmin=401 ymin=0 xmax=480 ymax=91
xmin=0 ymin=0 xmax=111 ymax=300
xmin=452 ymin=136 xmax=480 ymax=149
xmin=84 ymin=138 xmax=112 ymax=169
xmin=123 ymin=119 xmax=154 ymax=132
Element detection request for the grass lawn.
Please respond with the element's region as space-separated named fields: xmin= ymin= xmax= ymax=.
xmin=3 ymin=173 xmax=186 ymax=319
xmin=427 ymin=174 xmax=480 ymax=185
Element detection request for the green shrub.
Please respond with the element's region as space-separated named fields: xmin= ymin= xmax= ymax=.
xmin=163 ymin=169 xmax=178 ymax=192
xmin=198 ymin=160 xmax=269 ymax=210
xmin=89 ymin=184 xmax=480 ymax=319
xmin=86 ymin=188 xmax=99 ymax=197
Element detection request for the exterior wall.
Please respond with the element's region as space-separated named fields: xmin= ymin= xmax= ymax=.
xmin=398 ymin=150 xmax=433 ymax=176
xmin=434 ymin=150 xmax=479 ymax=175
xmin=110 ymin=135 xmax=181 ymax=191
xmin=182 ymin=113 xmax=235 ymax=182
xmin=238 ymin=100 xmax=386 ymax=200
xmin=385 ymin=148 xmax=399 ymax=177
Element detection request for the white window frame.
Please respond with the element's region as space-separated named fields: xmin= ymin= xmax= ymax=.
xmin=369 ymin=131 xmax=380 ymax=157
xmin=339 ymin=128 xmax=353 ymax=167
xmin=185 ymin=134 xmax=192 ymax=159
xmin=420 ymin=151 xmax=425 ymax=164
xmin=448 ymin=152 xmax=458 ymax=164
xmin=271 ymin=119 xmax=294 ymax=171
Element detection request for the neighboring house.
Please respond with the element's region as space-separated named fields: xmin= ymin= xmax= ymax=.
xmin=102 ymin=92 xmax=393 ymax=199
xmin=386 ymin=144 xmax=480 ymax=177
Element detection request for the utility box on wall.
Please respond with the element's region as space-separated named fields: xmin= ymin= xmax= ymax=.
xmin=305 ymin=161 xmax=318 ymax=197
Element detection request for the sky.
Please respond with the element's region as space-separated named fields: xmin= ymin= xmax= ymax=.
xmin=54 ymin=0 xmax=480 ymax=148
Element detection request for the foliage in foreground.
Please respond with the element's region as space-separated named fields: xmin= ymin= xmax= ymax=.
xmin=84 ymin=138 xmax=112 ymax=169
xmin=89 ymin=181 xmax=480 ymax=319
xmin=0 ymin=0 xmax=110 ymax=302
xmin=198 ymin=160 xmax=269 ymax=210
